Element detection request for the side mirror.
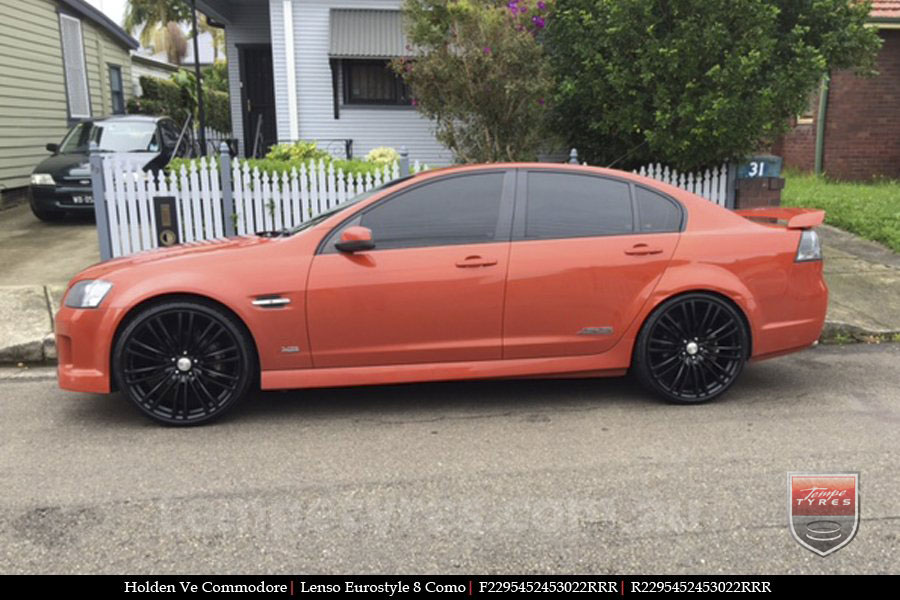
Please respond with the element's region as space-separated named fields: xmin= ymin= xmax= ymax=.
xmin=335 ymin=226 xmax=375 ymax=253
xmin=46 ymin=143 xmax=58 ymax=153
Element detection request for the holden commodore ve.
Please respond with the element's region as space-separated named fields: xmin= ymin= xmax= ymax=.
xmin=56 ymin=164 xmax=827 ymax=425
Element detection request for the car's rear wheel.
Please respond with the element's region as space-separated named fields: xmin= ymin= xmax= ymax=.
xmin=112 ymin=300 xmax=255 ymax=425
xmin=633 ymin=293 xmax=748 ymax=404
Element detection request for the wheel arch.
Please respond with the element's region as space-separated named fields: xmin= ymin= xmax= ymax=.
xmin=635 ymin=289 xmax=753 ymax=359
xmin=109 ymin=292 xmax=262 ymax=391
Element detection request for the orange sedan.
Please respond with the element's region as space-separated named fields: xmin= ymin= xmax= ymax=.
xmin=56 ymin=164 xmax=827 ymax=425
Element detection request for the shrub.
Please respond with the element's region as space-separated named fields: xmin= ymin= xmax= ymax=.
xmin=547 ymin=0 xmax=881 ymax=171
xmin=365 ymin=146 xmax=400 ymax=166
xmin=265 ymin=141 xmax=332 ymax=163
xmin=168 ymin=157 xmax=390 ymax=179
xmin=393 ymin=0 xmax=556 ymax=163
xmin=128 ymin=73 xmax=231 ymax=133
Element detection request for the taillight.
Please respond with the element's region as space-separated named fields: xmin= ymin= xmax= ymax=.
xmin=796 ymin=229 xmax=822 ymax=262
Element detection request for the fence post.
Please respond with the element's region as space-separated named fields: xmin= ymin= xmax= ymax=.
xmin=219 ymin=141 xmax=236 ymax=236
xmin=89 ymin=142 xmax=112 ymax=261
xmin=398 ymin=146 xmax=410 ymax=177
xmin=725 ymin=162 xmax=738 ymax=209
xmin=568 ymin=148 xmax=579 ymax=164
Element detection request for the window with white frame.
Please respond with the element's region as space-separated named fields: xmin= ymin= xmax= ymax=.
xmin=59 ymin=13 xmax=91 ymax=119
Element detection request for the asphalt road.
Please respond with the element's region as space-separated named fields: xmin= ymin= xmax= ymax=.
xmin=1 ymin=344 xmax=898 ymax=575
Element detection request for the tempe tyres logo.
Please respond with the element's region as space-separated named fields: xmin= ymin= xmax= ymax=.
xmin=788 ymin=472 xmax=859 ymax=556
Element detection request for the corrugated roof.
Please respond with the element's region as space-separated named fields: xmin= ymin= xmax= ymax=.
xmin=871 ymin=1 xmax=900 ymax=19
xmin=329 ymin=9 xmax=409 ymax=58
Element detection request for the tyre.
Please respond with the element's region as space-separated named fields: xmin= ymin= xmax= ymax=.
xmin=112 ymin=300 xmax=256 ymax=425
xmin=633 ymin=293 xmax=749 ymax=404
xmin=30 ymin=202 xmax=64 ymax=222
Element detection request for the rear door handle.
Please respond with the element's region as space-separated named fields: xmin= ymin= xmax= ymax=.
xmin=624 ymin=244 xmax=663 ymax=256
xmin=455 ymin=255 xmax=498 ymax=268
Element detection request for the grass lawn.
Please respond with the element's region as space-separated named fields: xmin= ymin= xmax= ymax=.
xmin=781 ymin=171 xmax=900 ymax=252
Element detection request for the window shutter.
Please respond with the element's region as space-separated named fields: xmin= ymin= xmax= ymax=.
xmin=59 ymin=14 xmax=91 ymax=119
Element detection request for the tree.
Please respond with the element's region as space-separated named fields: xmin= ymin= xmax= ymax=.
xmin=196 ymin=13 xmax=225 ymax=62
xmin=125 ymin=0 xmax=191 ymax=64
xmin=394 ymin=0 xmax=556 ymax=163
xmin=547 ymin=0 xmax=881 ymax=171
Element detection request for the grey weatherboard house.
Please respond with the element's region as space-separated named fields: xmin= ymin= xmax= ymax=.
xmin=195 ymin=0 xmax=451 ymax=163
xmin=0 ymin=0 xmax=138 ymax=200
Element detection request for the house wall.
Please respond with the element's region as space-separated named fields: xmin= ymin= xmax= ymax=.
xmin=225 ymin=1 xmax=272 ymax=156
xmin=0 ymin=0 xmax=133 ymax=192
xmin=777 ymin=29 xmax=900 ymax=180
xmin=269 ymin=0 xmax=452 ymax=164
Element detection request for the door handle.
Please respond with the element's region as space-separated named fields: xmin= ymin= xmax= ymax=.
xmin=455 ymin=255 xmax=498 ymax=268
xmin=624 ymin=244 xmax=663 ymax=256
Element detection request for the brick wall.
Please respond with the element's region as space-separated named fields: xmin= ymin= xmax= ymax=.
xmin=776 ymin=29 xmax=900 ymax=181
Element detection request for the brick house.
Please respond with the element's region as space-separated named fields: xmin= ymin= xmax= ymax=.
xmin=774 ymin=1 xmax=900 ymax=180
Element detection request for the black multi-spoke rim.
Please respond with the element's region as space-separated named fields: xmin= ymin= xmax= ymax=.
xmin=646 ymin=299 xmax=745 ymax=401
xmin=121 ymin=309 xmax=243 ymax=422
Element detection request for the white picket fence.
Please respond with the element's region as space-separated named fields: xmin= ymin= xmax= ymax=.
xmin=634 ymin=163 xmax=730 ymax=206
xmin=97 ymin=155 xmax=427 ymax=258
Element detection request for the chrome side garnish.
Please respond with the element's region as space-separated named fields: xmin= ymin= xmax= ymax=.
xmin=280 ymin=346 xmax=300 ymax=353
xmin=252 ymin=297 xmax=291 ymax=307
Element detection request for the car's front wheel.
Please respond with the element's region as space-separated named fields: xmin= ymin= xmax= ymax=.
xmin=112 ymin=300 xmax=256 ymax=425
xmin=633 ymin=293 xmax=749 ymax=404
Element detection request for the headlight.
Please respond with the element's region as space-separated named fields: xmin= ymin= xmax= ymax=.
xmin=795 ymin=229 xmax=822 ymax=262
xmin=64 ymin=280 xmax=113 ymax=308
xmin=31 ymin=173 xmax=55 ymax=186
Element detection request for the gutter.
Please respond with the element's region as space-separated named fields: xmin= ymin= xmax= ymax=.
xmin=814 ymin=73 xmax=830 ymax=176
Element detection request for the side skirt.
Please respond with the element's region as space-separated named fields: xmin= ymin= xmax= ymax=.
xmin=261 ymin=353 xmax=630 ymax=391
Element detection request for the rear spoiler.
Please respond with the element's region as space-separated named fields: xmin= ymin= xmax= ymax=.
xmin=734 ymin=207 xmax=825 ymax=229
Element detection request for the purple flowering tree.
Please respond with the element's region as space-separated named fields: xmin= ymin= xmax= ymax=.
xmin=393 ymin=0 xmax=556 ymax=162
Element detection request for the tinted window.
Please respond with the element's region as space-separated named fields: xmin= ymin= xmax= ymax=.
xmin=636 ymin=187 xmax=682 ymax=232
xmin=357 ymin=173 xmax=504 ymax=250
xmin=525 ymin=172 xmax=632 ymax=239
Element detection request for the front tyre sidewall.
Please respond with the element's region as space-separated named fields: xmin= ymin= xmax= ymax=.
xmin=112 ymin=300 xmax=255 ymax=425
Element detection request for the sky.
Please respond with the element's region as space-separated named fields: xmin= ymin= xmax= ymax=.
xmin=85 ymin=0 xmax=127 ymax=26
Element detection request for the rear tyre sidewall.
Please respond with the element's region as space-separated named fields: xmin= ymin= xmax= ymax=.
xmin=633 ymin=293 xmax=748 ymax=405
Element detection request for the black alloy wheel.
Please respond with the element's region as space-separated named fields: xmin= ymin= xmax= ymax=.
xmin=112 ymin=300 xmax=255 ymax=425
xmin=633 ymin=293 xmax=748 ymax=404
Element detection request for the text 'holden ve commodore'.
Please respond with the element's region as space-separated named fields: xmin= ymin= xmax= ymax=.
xmin=55 ymin=164 xmax=827 ymax=425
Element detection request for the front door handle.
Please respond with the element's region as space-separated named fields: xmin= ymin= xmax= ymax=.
xmin=455 ymin=255 xmax=498 ymax=268
xmin=624 ymin=244 xmax=663 ymax=256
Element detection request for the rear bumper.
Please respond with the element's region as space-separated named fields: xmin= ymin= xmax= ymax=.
xmin=751 ymin=261 xmax=828 ymax=360
xmin=55 ymin=303 xmax=122 ymax=394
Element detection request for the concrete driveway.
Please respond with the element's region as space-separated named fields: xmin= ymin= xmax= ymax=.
xmin=1 ymin=344 xmax=897 ymax=574
xmin=0 ymin=204 xmax=99 ymax=287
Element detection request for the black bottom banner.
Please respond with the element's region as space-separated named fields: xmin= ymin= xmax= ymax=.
xmin=0 ymin=575 xmax=892 ymax=595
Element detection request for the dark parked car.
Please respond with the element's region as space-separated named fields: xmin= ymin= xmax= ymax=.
xmin=29 ymin=115 xmax=185 ymax=221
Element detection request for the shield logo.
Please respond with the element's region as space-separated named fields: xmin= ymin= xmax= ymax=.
xmin=788 ymin=472 xmax=859 ymax=556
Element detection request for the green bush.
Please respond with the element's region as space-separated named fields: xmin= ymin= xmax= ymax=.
xmin=547 ymin=0 xmax=881 ymax=171
xmin=393 ymin=0 xmax=556 ymax=162
xmin=203 ymin=89 xmax=231 ymax=134
xmin=128 ymin=73 xmax=231 ymax=133
xmin=168 ymin=157 xmax=390 ymax=179
xmin=128 ymin=76 xmax=192 ymax=125
xmin=265 ymin=141 xmax=332 ymax=162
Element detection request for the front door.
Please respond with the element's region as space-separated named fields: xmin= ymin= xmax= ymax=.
xmin=307 ymin=171 xmax=515 ymax=368
xmin=238 ymin=44 xmax=277 ymax=157
xmin=503 ymin=169 xmax=681 ymax=359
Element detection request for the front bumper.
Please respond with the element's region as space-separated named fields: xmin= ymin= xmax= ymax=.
xmin=55 ymin=303 xmax=125 ymax=394
xmin=30 ymin=184 xmax=95 ymax=212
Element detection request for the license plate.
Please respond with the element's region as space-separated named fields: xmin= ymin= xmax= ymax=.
xmin=72 ymin=195 xmax=93 ymax=204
